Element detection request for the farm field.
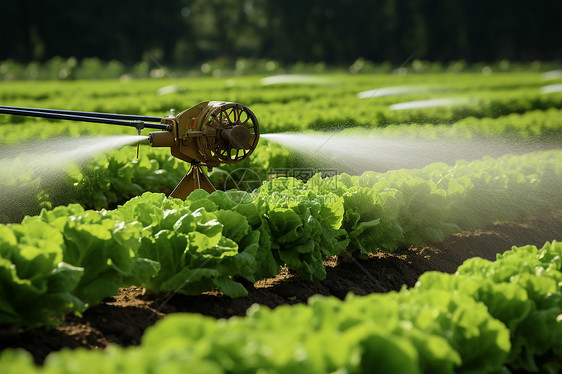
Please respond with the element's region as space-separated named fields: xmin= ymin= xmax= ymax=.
xmin=1 ymin=71 xmax=562 ymax=373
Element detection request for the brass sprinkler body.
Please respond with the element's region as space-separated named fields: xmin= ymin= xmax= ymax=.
xmin=148 ymin=101 xmax=260 ymax=199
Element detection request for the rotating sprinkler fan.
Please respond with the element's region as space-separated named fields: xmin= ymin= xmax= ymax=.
xmin=0 ymin=102 xmax=260 ymax=199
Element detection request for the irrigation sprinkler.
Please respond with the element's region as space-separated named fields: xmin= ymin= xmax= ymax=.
xmin=0 ymin=102 xmax=260 ymax=199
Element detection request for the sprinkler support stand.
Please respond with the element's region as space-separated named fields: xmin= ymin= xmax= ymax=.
xmin=171 ymin=164 xmax=216 ymax=199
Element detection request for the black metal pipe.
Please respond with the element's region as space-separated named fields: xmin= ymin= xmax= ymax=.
xmin=0 ymin=107 xmax=169 ymax=130
xmin=0 ymin=105 xmax=163 ymax=123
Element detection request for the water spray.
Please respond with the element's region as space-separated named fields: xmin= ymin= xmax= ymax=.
xmin=0 ymin=102 xmax=260 ymax=199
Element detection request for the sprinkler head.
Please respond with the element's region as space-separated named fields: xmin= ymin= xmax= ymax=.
xmin=146 ymin=101 xmax=259 ymax=199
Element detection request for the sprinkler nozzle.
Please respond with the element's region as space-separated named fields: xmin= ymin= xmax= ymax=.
xmin=148 ymin=131 xmax=175 ymax=147
xmin=221 ymin=125 xmax=252 ymax=149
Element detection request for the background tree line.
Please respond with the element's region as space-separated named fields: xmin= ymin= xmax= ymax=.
xmin=2 ymin=0 xmax=560 ymax=66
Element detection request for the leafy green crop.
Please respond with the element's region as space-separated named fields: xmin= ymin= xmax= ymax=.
xmin=254 ymin=177 xmax=348 ymax=280
xmin=112 ymin=192 xmax=255 ymax=298
xmin=4 ymin=242 xmax=560 ymax=373
xmin=22 ymin=204 xmax=160 ymax=306
xmin=314 ymin=150 xmax=562 ymax=253
xmin=415 ymin=241 xmax=562 ymax=373
xmin=0 ymin=223 xmax=83 ymax=328
xmin=1 ymin=149 xmax=562 ymax=329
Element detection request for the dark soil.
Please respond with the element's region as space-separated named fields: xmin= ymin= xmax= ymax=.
xmin=2 ymin=211 xmax=561 ymax=365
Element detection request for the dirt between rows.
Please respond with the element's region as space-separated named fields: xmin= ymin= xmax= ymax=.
xmin=1 ymin=211 xmax=561 ymax=365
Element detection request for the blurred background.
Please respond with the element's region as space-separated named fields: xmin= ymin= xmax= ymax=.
xmin=2 ymin=0 xmax=560 ymax=77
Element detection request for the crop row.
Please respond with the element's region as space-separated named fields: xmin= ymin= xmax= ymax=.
xmin=1 ymin=73 xmax=561 ymax=131
xmin=3 ymin=87 xmax=561 ymax=133
xmin=0 ymin=146 xmax=187 ymax=223
xmin=0 ymin=140 xmax=296 ymax=223
xmin=0 ymin=72 xmax=554 ymax=105
xmin=1 ymin=150 xmax=561 ymax=329
xmin=335 ymin=107 xmax=562 ymax=139
xmin=2 ymin=240 xmax=561 ymax=374
xmin=255 ymin=89 xmax=562 ymax=132
xmin=4 ymin=107 xmax=562 ymax=148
